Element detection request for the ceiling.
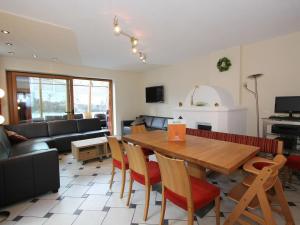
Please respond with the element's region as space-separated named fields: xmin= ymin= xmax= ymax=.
xmin=0 ymin=0 xmax=300 ymax=72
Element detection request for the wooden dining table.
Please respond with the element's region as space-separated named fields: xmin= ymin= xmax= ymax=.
xmin=123 ymin=130 xmax=259 ymax=177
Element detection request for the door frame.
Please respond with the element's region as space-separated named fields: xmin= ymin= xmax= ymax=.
xmin=6 ymin=71 xmax=114 ymax=134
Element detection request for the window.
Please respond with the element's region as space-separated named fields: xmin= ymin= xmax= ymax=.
xmin=6 ymin=71 xmax=113 ymax=133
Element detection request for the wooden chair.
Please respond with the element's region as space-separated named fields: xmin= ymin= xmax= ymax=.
xmin=131 ymin=124 xmax=154 ymax=156
xmin=155 ymin=152 xmax=221 ymax=225
xmin=107 ymin=136 xmax=129 ymax=198
xmin=225 ymin=155 xmax=295 ymax=225
xmin=123 ymin=142 xmax=161 ymax=221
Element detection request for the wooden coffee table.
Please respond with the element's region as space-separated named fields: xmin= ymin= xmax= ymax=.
xmin=71 ymin=137 xmax=110 ymax=164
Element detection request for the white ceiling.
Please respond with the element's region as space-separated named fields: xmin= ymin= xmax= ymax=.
xmin=0 ymin=0 xmax=300 ymax=72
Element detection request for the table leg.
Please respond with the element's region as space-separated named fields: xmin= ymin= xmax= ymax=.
xmin=187 ymin=162 xmax=206 ymax=180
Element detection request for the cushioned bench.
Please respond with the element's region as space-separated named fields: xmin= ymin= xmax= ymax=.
xmin=186 ymin=128 xmax=283 ymax=155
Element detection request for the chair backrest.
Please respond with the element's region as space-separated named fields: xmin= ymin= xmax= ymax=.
xmin=131 ymin=124 xmax=147 ymax=134
xmin=123 ymin=142 xmax=148 ymax=179
xmin=155 ymin=152 xmax=192 ymax=203
xmin=186 ymin=128 xmax=283 ymax=155
xmin=107 ymin=136 xmax=124 ymax=163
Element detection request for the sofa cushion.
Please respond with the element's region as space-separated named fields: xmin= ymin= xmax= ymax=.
xmin=5 ymin=122 xmax=49 ymax=139
xmin=84 ymin=130 xmax=110 ymax=139
xmin=0 ymin=127 xmax=11 ymax=157
xmin=51 ymin=133 xmax=86 ymax=152
xmin=10 ymin=141 xmax=50 ymax=157
xmin=5 ymin=130 xmax=28 ymax=144
xmin=151 ymin=117 xmax=166 ymax=129
xmin=77 ymin=118 xmax=102 ymax=132
xmin=48 ymin=120 xmax=78 ymax=136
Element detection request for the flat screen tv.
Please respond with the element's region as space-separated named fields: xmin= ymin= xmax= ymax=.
xmin=146 ymin=86 xmax=164 ymax=103
xmin=275 ymin=96 xmax=300 ymax=117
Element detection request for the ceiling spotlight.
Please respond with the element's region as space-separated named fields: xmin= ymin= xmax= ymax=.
xmin=1 ymin=30 xmax=10 ymax=34
xmin=33 ymin=54 xmax=38 ymax=59
xmin=8 ymin=51 xmax=14 ymax=55
xmin=132 ymin=46 xmax=138 ymax=54
xmin=113 ymin=16 xmax=121 ymax=35
xmin=6 ymin=42 xmax=13 ymax=46
xmin=131 ymin=37 xmax=138 ymax=47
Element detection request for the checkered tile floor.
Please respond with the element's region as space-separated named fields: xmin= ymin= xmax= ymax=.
xmin=1 ymin=153 xmax=300 ymax=225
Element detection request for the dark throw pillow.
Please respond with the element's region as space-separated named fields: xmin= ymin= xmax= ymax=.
xmin=5 ymin=130 xmax=28 ymax=144
xmin=131 ymin=117 xmax=145 ymax=126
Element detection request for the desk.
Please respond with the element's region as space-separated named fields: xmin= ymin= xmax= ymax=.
xmin=123 ymin=130 xmax=259 ymax=175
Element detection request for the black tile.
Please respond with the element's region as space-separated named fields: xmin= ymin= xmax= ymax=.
xmin=288 ymin=202 xmax=296 ymax=206
xmin=13 ymin=216 xmax=23 ymax=221
xmin=163 ymin=219 xmax=168 ymax=225
xmin=223 ymin=192 xmax=228 ymax=196
xmin=212 ymin=181 xmax=218 ymax=185
xmin=56 ymin=196 xmax=64 ymax=201
xmin=131 ymin=223 xmax=139 ymax=225
xmin=82 ymin=194 xmax=89 ymax=198
xmin=79 ymin=167 xmax=84 ymax=170
xmin=74 ymin=175 xmax=79 ymax=178
xmin=74 ymin=209 xmax=82 ymax=215
xmin=220 ymin=212 xmax=225 ymax=217
xmin=96 ymin=166 xmax=101 ymax=169
xmin=92 ymin=173 xmax=98 ymax=176
xmin=106 ymin=192 xmax=112 ymax=196
xmin=44 ymin=213 xmax=53 ymax=218
xmin=230 ymin=179 xmax=237 ymax=183
xmin=155 ymin=201 xmax=162 ymax=206
xmin=129 ymin=204 xmax=136 ymax=208
xmin=68 ymin=162 xmax=72 ymax=164
xmin=103 ymin=206 xmax=110 ymax=212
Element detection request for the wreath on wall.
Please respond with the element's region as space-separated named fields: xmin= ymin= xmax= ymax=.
xmin=217 ymin=57 xmax=232 ymax=72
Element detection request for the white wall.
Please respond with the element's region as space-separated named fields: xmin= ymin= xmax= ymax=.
xmin=0 ymin=57 xmax=143 ymax=135
xmin=141 ymin=32 xmax=300 ymax=136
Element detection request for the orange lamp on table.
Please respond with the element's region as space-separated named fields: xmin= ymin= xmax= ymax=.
xmin=168 ymin=119 xmax=186 ymax=141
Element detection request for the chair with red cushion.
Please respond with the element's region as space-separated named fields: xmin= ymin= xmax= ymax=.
xmin=131 ymin=124 xmax=154 ymax=156
xmin=107 ymin=136 xmax=129 ymax=198
xmin=124 ymin=142 xmax=161 ymax=221
xmin=286 ymin=155 xmax=300 ymax=183
xmin=155 ymin=152 xmax=220 ymax=225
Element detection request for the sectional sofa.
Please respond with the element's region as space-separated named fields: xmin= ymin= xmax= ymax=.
xmin=0 ymin=118 xmax=109 ymax=207
xmin=121 ymin=115 xmax=172 ymax=135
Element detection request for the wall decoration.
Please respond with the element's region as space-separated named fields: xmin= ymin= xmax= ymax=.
xmin=217 ymin=57 xmax=232 ymax=72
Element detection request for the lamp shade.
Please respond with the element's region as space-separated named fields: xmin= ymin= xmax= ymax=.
xmin=0 ymin=89 xmax=5 ymax=98
xmin=0 ymin=115 xmax=5 ymax=124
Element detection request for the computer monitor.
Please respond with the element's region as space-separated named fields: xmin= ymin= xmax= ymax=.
xmin=275 ymin=96 xmax=300 ymax=117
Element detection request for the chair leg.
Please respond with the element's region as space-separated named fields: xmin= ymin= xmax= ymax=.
xmin=144 ymin=184 xmax=151 ymax=221
xmin=187 ymin=209 xmax=194 ymax=225
xmin=109 ymin=165 xmax=115 ymax=190
xmin=159 ymin=187 xmax=166 ymax=225
xmin=214 ymin=195 xmax=220 ymax=225
xmin=120 ymin=168 xmax=126 ymax=199
xmin=127 ymin=176 xmax=133 ymax=206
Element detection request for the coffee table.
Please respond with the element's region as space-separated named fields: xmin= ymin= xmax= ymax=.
xmin=71 ymin=137 xmax=110 ymax=164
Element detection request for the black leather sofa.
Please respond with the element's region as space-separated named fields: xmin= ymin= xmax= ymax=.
xmin=5 ymin=118 xmax=110 ymax=152
xmin=121 ymin=115 xmax=172 ymax=135
xmin=0 ymin=126 xmax=60 ymax=207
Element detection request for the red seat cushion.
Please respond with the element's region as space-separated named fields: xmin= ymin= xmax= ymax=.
xmin=253 ymin=162 xmax=272 ymax=170
xmin=113 ymin=155 xmax=129 ymax=170
xmin=165 ymin=177 xmax=220 ymax=210
xmin=286 ymin=155 xmax=300 ymax=170
xmin=131 ymin=161 xmax=161 ymax=185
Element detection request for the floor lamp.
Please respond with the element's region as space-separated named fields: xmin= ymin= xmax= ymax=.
xmin=243 ymin=74 xmax=264 ymax=137
xmin=0 ymin=88 xmax=10 ymax=222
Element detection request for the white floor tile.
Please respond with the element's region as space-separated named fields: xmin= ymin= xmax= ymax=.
xmin=60 ymin=177 xmax=74 ymax=187
xmin=50 ymin=197 xmax=85 ymax=214
xmin=20 ymin=200 xmax=59 ymax=217
xmin=131 ymin=190 xmax=156 ymax=205
xmin=71 ymin=176 xmax=94 ymax=185
xmin=132 ymin=204 xmax=161 ymax=224
xmin=105 ymin=192 xmax=128 ymax=207
xmin=2 ymin=201 xmax=33 ymax=220
xmin=0 ymin=221 xmax=16 ymax=225
xmin=93 ymin=174 xmax=112 ymax=184
xmin=102 ymin=208 xmax=135 ymax=225
xmin=79 ymin=195 xmax=109 ymax=210
xmin=86 ymin=184 xmax=110 ymax=195
xmin=44 ymin=214 xmax=77 ymax=225
xmin=73 ymin=210 xmax=107 ymax=225
xmin=110 ymin=181 xmax=129 ymax=193
xmin=63 ymin=185 xmax=89 ymax=197
xmin=15 ymin=217 xmax=47 ymax=225
xmin=38 ymin=187 xmax=68 ymax=200
xmin=168 ymin=219 xmax=198 ymax=225
xmin=165 ymin=204 xmax=188 ymax=220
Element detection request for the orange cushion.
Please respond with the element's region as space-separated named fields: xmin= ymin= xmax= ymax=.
xmin=131 ymin=161 xmax=161 ymax=185
xmin=287 ymin=155 xmax=300 ymax=170
xmin=165 ymin=177 xmax=220 ymax=210
xmin=113 ymin=155 xmax=129 ymax=170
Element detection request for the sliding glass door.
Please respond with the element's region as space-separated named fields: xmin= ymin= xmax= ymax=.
xmin=6 ymin=71 xmax=113 ymax=133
